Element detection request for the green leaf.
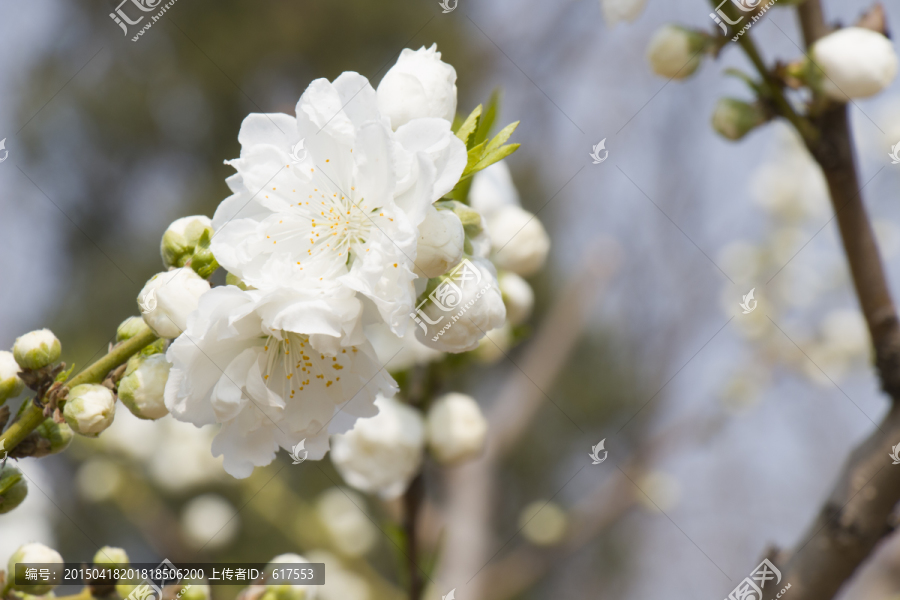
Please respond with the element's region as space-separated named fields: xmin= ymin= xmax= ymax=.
xmin=485 ymin=120 xmax=519 ymax=154
xmin=55 ymin=364 xmax=76 ymax=383
xmin=474 ymin=90 xmax=501 ymax=146
xmin=454 ymin=105 xmax=482 ymax=149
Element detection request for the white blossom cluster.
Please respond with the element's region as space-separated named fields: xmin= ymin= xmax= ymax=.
xmin=127 ymin=45 xmax=549 ymax=489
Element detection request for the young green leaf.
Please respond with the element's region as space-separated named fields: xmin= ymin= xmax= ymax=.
xmin=455 ymin=105 xmax=482 ymax=149
xmin=485 ymin=121 xmax=519 ymax=154
xmin=474 ymin=90 xmax=501 ymax=146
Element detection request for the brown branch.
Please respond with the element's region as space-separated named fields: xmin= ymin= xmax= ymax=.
xmin=754 ymin=2 xmax=900 ymax=598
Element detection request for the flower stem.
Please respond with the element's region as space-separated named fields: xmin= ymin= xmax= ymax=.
xmin=403 ymin=473 xmax=425 ymax=600
xmin=0 ymin=326 xmax=158 ymax=453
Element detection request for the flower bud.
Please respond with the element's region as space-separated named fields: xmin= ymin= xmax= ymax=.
xmin=33 ymin=417 xmax=74 ymax=456
xmin=93 ymin=546 xmax=129 ymax=570
xmin=498 ymin=272 xmax=534 ymax=325
xmin=415 ymin=258 xmax=507 ymax=353
xmin=426 ymin=392 xmax=488 ymax=465
xmin=518 ymin=500 xmax=568 ymax=546
xmin=138 ymin=268 xmax=211 ymax=339
xmin=331 ymin=395 xmax=425 ymax=499
xmin=647 ymin=25 xmax=705 ymax=80
xmin=485 ymin=205 xmax=550 ymax=277
xmin=118 ymin=353 xmax=171 ymax=420
xmin=63 ymin=384 xmax=116 ymax=437
xmin=13 ymin=329 xmax=61 ymax=370
xmin=415 ymin=207 xmax=465 ymax=278
xmin=116 ymin=316 xmax=150 ymax=342
xmin=7 ymin=543 xmax=63 ymax=595
xmin=811 ymin=27 xmax=898 ymax=101
xmin=0 ymin=350 xmax=25 ymax=404
xmin=377 ymin=44 xmax=458 ymax=129
xmin=0 ymin=465 xmax=28 ymax=515
xmin=601 ymin=0 xmax=647 ymax=26
xmin=711 ymin=99 xmax=767 ymax=141
xmin=316 ymin=488 xmax=377 ymax=557
xmin=161 ymin=215 xmax=214 ymax=270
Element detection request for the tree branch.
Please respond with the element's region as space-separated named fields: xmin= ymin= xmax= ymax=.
xmin=752 ymin=2 xmax=900 ymax=598
xmin=0 ymin=325 xmax=158 ymax=453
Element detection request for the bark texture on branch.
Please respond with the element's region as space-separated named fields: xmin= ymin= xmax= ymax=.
xmin=757 ymin=3 xmax=900 ymax=598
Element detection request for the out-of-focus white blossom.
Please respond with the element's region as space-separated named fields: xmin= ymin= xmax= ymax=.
xmin=138 ymin=268 xmax=211 ymax=339
xmin=812 ymin=27 xmax=898 ymax=101
xmin=331 ymin=395 xmax=424 ymax=498
xmin=316 ymin=487 xmax=377 ymax=557
xmin=63 ymin=384 xmax=116 ymax=437
xmin=469 ymin=161 xmax=520 ymax=216
xmin=498 ymin=271 xmax=534 ymax=325
xmin=600 ymin=0 xmax=647 ymax=26
xmin=647 ymin=25 xmax=703 ymax=80
xmin=484 ymin=206 xmax=550 ymax=276
xmin=76 ymin=458 xmax=122 ymax=502
xmin=13 ymin=329 xmax=61 ymax=370
xmin=365 ymin=323 xmax=442 ymax=373
xmin=181 ymin=494 xmax=239 ymax=550
xmin=518 ymin=501 xmax=568 ymax=546
xmin=377 ymin=44 xmax=458 ymax=129
xmin=425 ymin=392 xmax=487 ymax=465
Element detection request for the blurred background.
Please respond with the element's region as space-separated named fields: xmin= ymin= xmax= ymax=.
xmin=2 ymin=0 xmax=900 ymax=599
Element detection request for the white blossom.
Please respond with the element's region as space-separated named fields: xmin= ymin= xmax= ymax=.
xmin=498 ymin=271 xmax=534 ymax=325
xmin=210 ymin=71 xmax=466 ymax=336
xmin=138 ymin=268 xmax=211 ymax=339
xmin=118 ymin=353 xmax=171 ymax=420
xmin=812 ymin=27 xmax=898 ymax=101
xmin=13 ymin=329 xmax=61 ymax=370
xmin=426 ymin=392 xmax=487 ymax=465
xmin=468 ymin=161 xmax=520 ymax=216
xmin=331 ymin=394 xmax=424 ymax=498
xmin=415 ymin=258 xmax=506 ymax=353
xmin=0 ymin=350 xmax=25 ymax=403
xmin=316 ymin=487 xmax=377 ymax=557
xmin=647 ymin=25 xmax=702 ymax=80
xmin=600 ymin=0 xmax=647 ymax=26
xmin=164 ymin=285 xmax=396 ymax=478
xmin=485 ymin=205 xmax=550 ymax=276
xmin=377 ymin=44 xmax=458 ymax=129
xmin=63 ymin=384 xmax=117 ymax=437
xmin=414 ymin=206 xmax=464 ymax=278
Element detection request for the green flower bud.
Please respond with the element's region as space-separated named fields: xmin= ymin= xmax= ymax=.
xmin=7 ymin=543 xmax=63 ymax=595
xmin=0 ymin=465 xmax=28 ymax=514
xmin=93 ymin=546 xmax=130 ymax=570
xmin=13 ymin=329 xmax=61 ymax=370
xmin=118 ymin=354 xmax=170 ymax=420
xmin=190 ymin=234 xmax=220 ymax=280
xmin=712 ymin=98 xmax=768 ymax=141
xmin=0 ymin=350 xmax=25 ymax=404
xmin=436 ymin=200 xmax=483 ymax=237
xmin=63 ymin=384 xmax=116 ymax=437
xmin=34 ymin=417 xmax=74 ymax=456
xmin=647 ymin=25 xmax=706 ymax=80
xmin=116 ymin=316 xmax=150 ymax=342
xmin=161 ymin=215 xmax=214 ymax=270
